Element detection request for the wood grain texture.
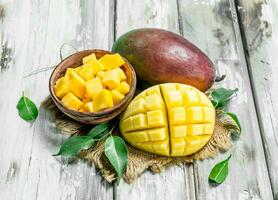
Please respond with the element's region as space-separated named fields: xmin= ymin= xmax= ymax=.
xmin=236 ymin=0 xmax=278 ymax=198
xmin=0 ymin=0 xmax=275 ymax=199
xmin=114 ymin=1 xmax=196 ymax=200
xmin=178 ymin=0 xmax=273 ymax=199
xmin=0 ymin=0 xmax=114 ymax=199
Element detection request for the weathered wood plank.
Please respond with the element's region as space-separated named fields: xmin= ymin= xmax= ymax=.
xmin=236 ymin=0 xmax=278 ymax=197
xmin=0 ymin=0 xmax=114 ymax=199
xmin=178 ymin=0 xmax=273 ymax=199
xmin=114 ymin=1 xmax=196 ymax=200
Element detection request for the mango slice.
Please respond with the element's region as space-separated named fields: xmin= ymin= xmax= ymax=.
xmin=54 ymin=77 xmax=70 ymax=99
xmin=79 ymin=64 xmax=95 ymax=81
xmin=93 ymin=89 xmax=114 ymax=112
xmin=116 ymin=81 xmax=130 ymax=95
xmin=79 ymin=101 xmax=94 ymax=112
xmin=64 ymin=69 xmax=86 ymax=99
xmin=98 ymin=53 xmax=125 ymax=70
xmin=61 ymin=93 xmax=83 ymax=111
xmin=116 ymin=67 xmax=127 ymax=80
xmin=112 ymin=89 xmax=125 ymax=104
xmin=102 ymin=69 xmax=121 ymax=90
xmin=89 ymin=60 xmax=105 ymax=74
xmin=85 ymin=77 xmax=103 ymax=99
xmin=97 ymin=71 xmax=105 ymax=80
xmin=82 ymin=53 xmax=97 ymax=64
xmin=119 ymin=83 xmax=215 ymax=157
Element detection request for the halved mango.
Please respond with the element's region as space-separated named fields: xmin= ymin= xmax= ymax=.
xmin=119 ymin=83 xmax=215 ymax=157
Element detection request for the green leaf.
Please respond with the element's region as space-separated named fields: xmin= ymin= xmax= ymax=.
xmin=16 ymin=95 xmax=38 ymax=121
xmin=224 ymin=112 xmax=242 ymax=135
xmin=209 ymin=154 xmax=232 ymax=184
xmin=104 ymin=136 xmax=128 ymax=182
xmin=53 ymin=136 xmax=94 ymax=157
xmin=211 ymin=88 xmax=238 ymax=109
xmin=87 ymin=121 xmax=113 ymax=139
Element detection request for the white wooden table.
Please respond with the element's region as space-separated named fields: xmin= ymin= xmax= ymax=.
xmin=0 ymin=0 xmax=277 ymax=199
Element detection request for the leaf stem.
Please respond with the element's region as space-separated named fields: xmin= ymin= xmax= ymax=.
xmin=95 ymin=122 xmax=117 ymax=145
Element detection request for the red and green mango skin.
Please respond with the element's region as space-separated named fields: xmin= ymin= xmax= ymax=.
xmin=112 ymin=28 xmax=215 ymax=92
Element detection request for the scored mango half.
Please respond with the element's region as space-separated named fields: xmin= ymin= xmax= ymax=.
xmin=119 ymin=83 xmax=215 ymax=157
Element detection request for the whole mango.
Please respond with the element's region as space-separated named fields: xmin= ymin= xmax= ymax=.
xmin=112 ymin=28 xmax=215 ymax=92
xmin=119 ymin=83 xmax=215 ymax=157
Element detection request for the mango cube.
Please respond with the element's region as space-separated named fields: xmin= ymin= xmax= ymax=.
xmin=97 ymin=71 xmax=105 ymax=80
xmin=79 ymin=107 xmax=87 ymax=112
xmin=54 ymin=52 xmax=130 ymax=114
xmin=147 ymin=110 xmax=166 ymax=127
xmin=61 ymin=93 xmax=83 ymax=111
xmin=116 ymin=67 xmax=127 ymax=80
xmin=116 ymin=81 xmax=130 ymax=95
xmin=85 ymin=77 xmax=103 ymax=99
xmin=54 ymin=77 xmax=70 ymax=99
xmin=120 ymin=83 xmax=215 ymax=157
xmin=98 ymin=53 xmax=125 ymax=69
xmin=112 ymin=89 xmax=125 ymax=104
xmin=79 ymin=101 xmax=94 ymax=112
xmin=148 ymin=128 xmax=168 ymax=141
xmin=65 ymin=70 xmax=85 ymax=99
xmin=74 ymin=66 xmax=82 ymax=74
xmin=79 ymin=64 xmax=95 ymax=81
xmin=89 ymin=60 xmax=105 ymax=74
xmin=93 ymin=89 xmax=114 ymax=112
xmin=102 ymin=69 xmax=121 ymax=90
xmin=82 ymin=53 xmax=97 ymax=64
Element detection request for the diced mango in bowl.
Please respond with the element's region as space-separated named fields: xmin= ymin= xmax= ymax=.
xmin=54 ymin=53 xmax=130 ymax=112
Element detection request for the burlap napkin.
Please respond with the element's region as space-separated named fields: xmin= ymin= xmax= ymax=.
xmin=42 ymin=96 xmax=238 ymax=183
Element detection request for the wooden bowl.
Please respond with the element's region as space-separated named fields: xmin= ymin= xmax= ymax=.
xmin=49 ymin=49 xmax=137 ymax=124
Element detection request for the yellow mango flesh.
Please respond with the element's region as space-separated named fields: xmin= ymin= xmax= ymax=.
xmin=55 ymin=53 xmax=130 ymax=112
xmin=79 ymin=101 xmax=94 ymax=112
xmin=119 ymin=83 xmax=215 ymax=157
xmin=116 ymin=67 xmax=127 ymax=80
xmin=88 ymin=60 xmax=105 ymax=74
xmin=64 ymin=70 xmax=85 ymax=99
xmin=93 ymin=89 xmax=114 ymax=112
xmin=54 ymin=77 xmax=70 ymax=99
xmin=85 ymin=77 xmax=103 ymax=99
xmin=112 ymin=89 xmax=125 ymax=104
xmin=116 ymin=81 xmax=130 ymax=95
xmin=79 ymin=64 xmax=95 ymax=81
xmin=82 ymin=53 xmax=97 ymax=64
xmin=97 ymin=71 xmax=105 ymax=80
xmin=98 ymin=53 xmax=125 ymax=70
xmin=61 ymin=93 xmax=83 ymax=111
xmin=102 ymin=69 xmax=121 ymax=90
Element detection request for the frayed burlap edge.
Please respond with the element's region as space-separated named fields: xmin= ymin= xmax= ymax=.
xmin=42 ymin=96 xmax=238 ymax=183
